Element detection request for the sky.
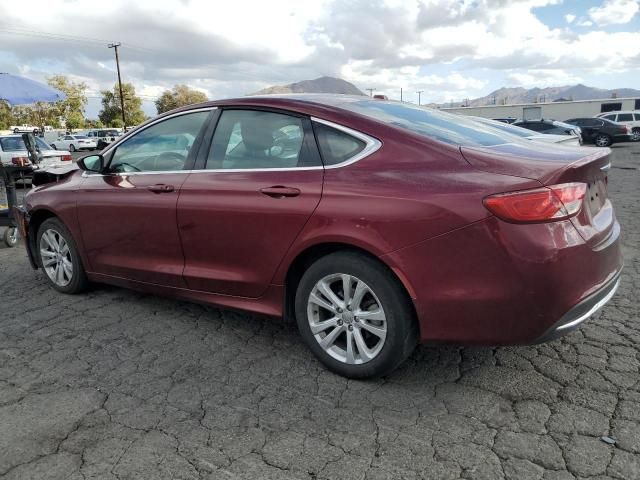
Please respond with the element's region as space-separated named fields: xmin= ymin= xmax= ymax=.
xmin=0 ymin=0 xmax=638 ymax=118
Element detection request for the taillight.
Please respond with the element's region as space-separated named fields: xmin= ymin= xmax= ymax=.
xmin=11 ymin=156 xmax=30 ymax=166
xmin=61 ymin=155 xmax=73 ymax=161
xmin=483 ymin=182 xmax=586 ymax=223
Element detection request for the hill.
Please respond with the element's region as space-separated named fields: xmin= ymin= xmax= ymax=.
xmin=466 ymin=84 xmax=640 ymax=107
xmin=251 ymin=76 xmax=365 ymax=96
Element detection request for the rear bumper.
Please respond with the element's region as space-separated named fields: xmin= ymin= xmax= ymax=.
xmin=612 ymin=133 xmax=633 ymax=143
xmin=533 ymin=269 xmax=621 ymax=343
xmin=384 ymin=216 xmax=623 ymax=345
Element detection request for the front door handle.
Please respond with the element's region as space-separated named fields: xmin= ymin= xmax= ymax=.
xmin=260 ymin=186 xmax=301 ymax=198
xmin=147 ymin=184 xmax=175 ymax=193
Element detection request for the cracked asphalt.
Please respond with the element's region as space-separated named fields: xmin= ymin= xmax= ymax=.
xmin=0 ymin=143 xmax=638 ymax=480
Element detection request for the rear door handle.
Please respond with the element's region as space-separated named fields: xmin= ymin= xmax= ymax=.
xmin=147 ymin=184 xmax=175 ymax=193
xmin=260 ymin=186 xmax=301 ymax=198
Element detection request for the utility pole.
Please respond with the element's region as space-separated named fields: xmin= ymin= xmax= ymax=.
xmin=366 ymin=88 xmax=376 ymax=97
xmin=416 ymin=90 xmax=424 ymax=106
xmin=108 ymin=42 xmax=126 ymax=127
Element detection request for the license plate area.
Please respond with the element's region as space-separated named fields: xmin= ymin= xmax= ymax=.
xmin=587 ymin=176 xmax=607 ymax=214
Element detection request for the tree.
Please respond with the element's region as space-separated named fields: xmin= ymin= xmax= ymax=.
xmin=66 ymin=111 xmax=85 ymax=131
xmin=155 ymin=84 xmax=208 ymax=114
xmin=47 ymin=75 xmax=88 ymax=130
xmin=98 ymin=83 xmax=145 ymax=127
xmin=0 ymin=101 xmax=14 ymax=130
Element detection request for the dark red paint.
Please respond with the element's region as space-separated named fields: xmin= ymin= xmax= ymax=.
xmin=21 ymin=96 xmax=623 ymax=344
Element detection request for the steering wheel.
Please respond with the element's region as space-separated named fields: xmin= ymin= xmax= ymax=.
xmin=114 ymin=162 xmax=142 ymax=173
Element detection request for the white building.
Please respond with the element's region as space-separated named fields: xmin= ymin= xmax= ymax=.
xmin=441 ymin=96 xmax=640 ymax=121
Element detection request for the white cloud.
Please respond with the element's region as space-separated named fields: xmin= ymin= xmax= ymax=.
xmin=0 ymin=0 xmax=638 ymax=113
xmin=588 ymin=0 xmax=640 ymax=26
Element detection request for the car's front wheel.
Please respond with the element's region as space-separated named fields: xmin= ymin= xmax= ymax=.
xmin=37 ymin=218 xmax=88 ymax=294
xmin=594 ymin=133 xmax=612 ymax=147
xmin=632 ymin=128 xmax=640 ymax=142
xmin=69 ymin=144 xmax=76 ymax=152
xmin=295 ymin=252 xmax=417 ymax=379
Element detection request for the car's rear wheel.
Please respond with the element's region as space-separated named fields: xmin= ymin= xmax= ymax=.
xmin=295 ymin=252 xmax=417 ymax=379
xmin=69 ymin=144 xmax=76 ymax=152
xmin=594 ymin=133 xmax=612 ymax=147
xmin=37 ymin=218 xmax=88 ymax=294
xmin=51 ymin=144 xmax=57 ymax=150
xmin=632 ymin=128 xmax=640 ymax=142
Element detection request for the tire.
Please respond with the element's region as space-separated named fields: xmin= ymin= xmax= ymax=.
xmin=594 ymin=133 xmax=612 ymax=147
xmin=632 ymin=128 xmax=640 ymax=142
xmin=69 ymin=144 xmax=76 ymax=152
xmin=295 ymin=251 xmax=417 ymax=379
xmin=51 ymin=144 xmax=57 ymax=150
xmin=36 ymin=218 xmax=88 ymax=294
xmin=13 ymin=128 xmax=19 ymax=133
xmin=3 ymin=227 xmax=18 ymax=248
xmin=97 ymin=140 xmax=105 ymax=150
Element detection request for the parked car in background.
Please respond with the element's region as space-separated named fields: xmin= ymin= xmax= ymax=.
xmin=564 ymin=118 xmax=632 ymax=147
xmin=16 ymin=95 xmax=622 ymax=378
xmin=471 ymin=116 xmax=581 ymax=146
xmin=492 ymin=117 xmax=518 ymax=124
xmin=51 ymin=134 xmax=97 ymax=152
xmin=513 ymin=119 xmax=582 ymax=140
xmin=10 ymin=124 xmax=40 ymax=134
xmin=0 ymin=135 xmax=72 ymax=169
xmin=594 ymin=111 xmax=640 ymax=141
xmin=86 ymin=129 xmax=121 ymax=150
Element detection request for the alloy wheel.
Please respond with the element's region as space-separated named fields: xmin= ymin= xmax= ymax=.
xmin=594 ymin=135 xmax=610 ymax=147
xmin=39 ymin=228 xmax=73 ymax=287
xmin=632 ymin=129 xmax=640 ymax=142
xmin=307 ymin=273 xmax=387 ymax=365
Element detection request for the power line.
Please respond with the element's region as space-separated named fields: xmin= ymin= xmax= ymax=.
xmin=0 ymin=27 xmax=156 ymax=53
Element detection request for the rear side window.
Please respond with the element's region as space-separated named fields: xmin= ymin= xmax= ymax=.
xmin=604 ymin=114 xmax=617 ymax=121
xmin=313 ymin=123 xmax=365 ymax=166
xmin=635 ymin=114 xmax=640 ymax=121
xmin=206 ymin=110 xmax=321 ymax=170
xmin=617 ymin=113 xmax=633 ymax=122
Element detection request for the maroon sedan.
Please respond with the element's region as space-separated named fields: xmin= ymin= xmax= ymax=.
xmin=16 ymin=95 xmax=622 ymax=378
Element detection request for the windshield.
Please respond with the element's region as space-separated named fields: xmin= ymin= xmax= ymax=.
xmin=75 ymin=135 xmax=89 ymax=139
xmin=0 ymin=136 xmax=51 ymax=152
xmin=338 ymin=100 xmax=521 ymax=147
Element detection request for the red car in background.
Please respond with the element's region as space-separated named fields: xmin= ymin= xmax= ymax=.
xmin=16 ymin=95 xmax=622 ymax=378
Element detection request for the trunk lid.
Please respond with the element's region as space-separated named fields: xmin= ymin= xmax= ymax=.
xmin=461 ymin=142 xmax=614 ymax=249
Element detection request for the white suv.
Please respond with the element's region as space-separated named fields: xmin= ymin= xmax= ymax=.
xmin=595 ymin=111 xmax=640 ymax=141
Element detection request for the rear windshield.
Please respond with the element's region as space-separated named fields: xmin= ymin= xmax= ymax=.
xmin=338 ymin=100 xmax=520 ymax=147
xmin=469 ymin=117 xmax=532 ymax=138
xmin=0 ymin=137 xmax=51 ymax=151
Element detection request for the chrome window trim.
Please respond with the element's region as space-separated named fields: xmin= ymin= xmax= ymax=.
xmin=81 ymin=111 xmax=381 ymax=177
xmin=310 ymin=117 xmax=382 ymax=169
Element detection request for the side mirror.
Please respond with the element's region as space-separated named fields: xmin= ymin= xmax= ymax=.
xmin=77 ymin=154 xmax=104 ymax=173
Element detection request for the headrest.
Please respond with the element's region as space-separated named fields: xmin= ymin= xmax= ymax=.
xmin=240 ymin=117 xmax=274 ymax=151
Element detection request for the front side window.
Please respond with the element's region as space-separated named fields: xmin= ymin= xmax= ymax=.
xmin=313 ymin=123 xmax=366 ymax=166
xmin=604 ymin=114 xmax=617 ymax=121
xmin=206 ymin=110 xmax=319 ymax=169
xmin=617 ymin=113 xmax=633 ymax=122
xmin=109 ymin=111 xmax=209 ymax=173
xmin=635 ymin=114 xmax=640 ymax=121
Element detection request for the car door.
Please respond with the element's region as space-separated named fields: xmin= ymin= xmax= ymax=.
xmin=177 ymin=108 xmax=323 ymax=297
xmin=76 ymin=109 xmax=213 ymax=287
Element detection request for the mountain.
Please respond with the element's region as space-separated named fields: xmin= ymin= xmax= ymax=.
xmin=251 ymin=76 xmax=365 ymax=96
xmin=464 ymin=84 xmax=640 ymax=107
